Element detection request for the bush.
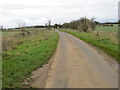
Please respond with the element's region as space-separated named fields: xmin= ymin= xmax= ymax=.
xmin=2 ymin=37 xmax=17 ymax=51
xmin=62 ymin=17 xmax=96 ymax=32
xmin=77 ymin=17 xmax=96 ymax=32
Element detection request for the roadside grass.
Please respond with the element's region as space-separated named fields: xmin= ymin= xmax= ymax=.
xmin=2 ymin=30 xmax=59 ymax=88
xmin=2 ymin=29 xmax=53 ymax=51
xmin=60 ymin=29 xmax=119 ymax=62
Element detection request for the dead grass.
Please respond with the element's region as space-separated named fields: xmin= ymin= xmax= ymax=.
xmin=2 ymin=29 xmax=52 ymax=51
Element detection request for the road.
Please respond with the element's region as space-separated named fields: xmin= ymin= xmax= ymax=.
xmin=44 ymin=31 xmax=118 ymax=88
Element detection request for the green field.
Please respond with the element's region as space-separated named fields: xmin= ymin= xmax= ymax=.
xmin=96 ymin=24 xmax=118 ymax=33
xmin=2 ymin=29 xmax=59 ymax=87
xmin=2 ymin=28 xmax=47 ymax=37
xmin=60 ymin=29 xmax=118 ymax=62
xmin=2 ymin=30 xmax=20 ymax=37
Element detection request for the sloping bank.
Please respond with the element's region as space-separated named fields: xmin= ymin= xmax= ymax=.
xmin=60 ymin=29 xmax=119 ymax=62
xmin=3 ymin=30 xmax=59 ymax=88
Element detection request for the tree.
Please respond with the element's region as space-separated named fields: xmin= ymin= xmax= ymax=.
xmin=77 ymin=17 xmax=89 ymax=32
xmin=58 ymin=24 xmax=63 ymax=28
xmin=18 ymin=22 xmax=30 ymax=36
xmin=48 ymin=20 xmax=51 ymax=30
xmin=0 ymin=26 xmax=3 ymax=30
xmin=90 ymin=17 xmax=96 ymax=31
xmin=53 ymin=24 xmax=58 ymax=28
xmin=45 ymin=23 xmax=48 ymax=28
xmin=63 ymin=23 xmax=69 ymax=29
xmin=62 ymin=17 xmax=96 ymax=32
xmin=18 ymin=22 xmax=26 ymax=32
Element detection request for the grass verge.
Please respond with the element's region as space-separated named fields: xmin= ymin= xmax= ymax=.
xmin=2 ymin=30 xmax=59 ymax=88
xmin=60 ymin=29 xmax=118 ymax=62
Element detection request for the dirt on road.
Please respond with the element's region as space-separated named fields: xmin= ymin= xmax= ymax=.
xmin=27 ymin=31 xmax=118 ymax=88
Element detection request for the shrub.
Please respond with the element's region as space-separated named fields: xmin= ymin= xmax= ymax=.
xmin=62 ymin=17 xmax=96 ymax=32
xmin=2 ymin=37 xmax=17 ymax=51
xmin=77 ymin=17 xmax=96 ymax=32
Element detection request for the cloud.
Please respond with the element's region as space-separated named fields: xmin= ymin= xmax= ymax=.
xmin=0 ymin=0 xmax=119 ymax=28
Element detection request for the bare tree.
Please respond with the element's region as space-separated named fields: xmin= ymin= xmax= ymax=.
xmin=45 ymin=23 xmax=48 ymax=27
xmin=18 ymin=22 xmax=30 ymax=36
xmin=90 ymin=17 xmax=96 ymax=31
xmin=48 ymin=20 xmax=51 ymax=30
xmin=18 ymin=22 xmax=26 ymax=32
xmin=0 ymin=26 xmax=4 ymax=30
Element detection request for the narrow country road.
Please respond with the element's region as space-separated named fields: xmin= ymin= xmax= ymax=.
xmin=44 ymin=31 xmax=118 ymax=88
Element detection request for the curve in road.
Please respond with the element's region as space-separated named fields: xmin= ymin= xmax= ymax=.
xmin=44 ymin=31 xmax=118 ymax=88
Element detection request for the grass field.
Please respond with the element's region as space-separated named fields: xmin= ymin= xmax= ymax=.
xmin=2 ymin=29 xmax=59 ymax=88
xmin=60 ymin=28 xmax=118 ymax=62
xmin=2 ymin=31 xmax=20 ymax=37
xmin=96 ymin=24 xmax=118 ymax=33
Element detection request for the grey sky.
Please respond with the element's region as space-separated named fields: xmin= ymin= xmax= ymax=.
xmin=0 ymin=0 xmax=119 ymax=28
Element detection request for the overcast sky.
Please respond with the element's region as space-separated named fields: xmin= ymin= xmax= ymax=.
xmin=0 ymin=0 xmax=119 ymax=28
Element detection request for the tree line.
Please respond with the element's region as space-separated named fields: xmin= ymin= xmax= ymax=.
xmin=62 ymin=17 xmax=96 ymax=32
xmin=1 ymin=17 xmax=119 ymax=31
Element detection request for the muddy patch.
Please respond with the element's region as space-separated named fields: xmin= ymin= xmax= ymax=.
xmin=23 ymin=56 xmax=55 ymax=88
